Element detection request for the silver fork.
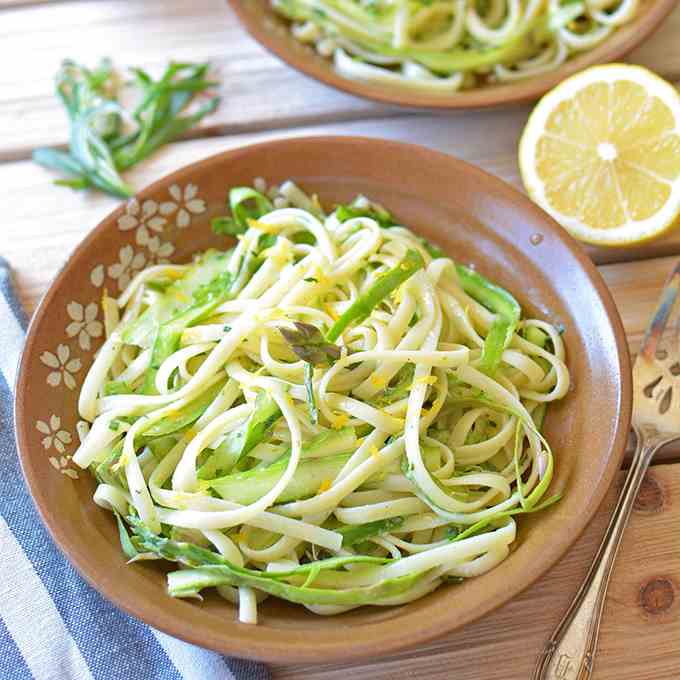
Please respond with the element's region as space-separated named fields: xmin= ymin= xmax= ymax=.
xmin=533 ymin=260 xmax=680 ymax=680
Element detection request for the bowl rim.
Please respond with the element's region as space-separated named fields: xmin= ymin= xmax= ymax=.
xmin=14 ymin=135 xmax=632 ymax=664
xmin=227 ymin=0 xmax=677 ymax=110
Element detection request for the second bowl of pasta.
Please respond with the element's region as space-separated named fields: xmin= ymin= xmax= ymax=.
xmin=228 ymin=0 xmax=677 ymax=108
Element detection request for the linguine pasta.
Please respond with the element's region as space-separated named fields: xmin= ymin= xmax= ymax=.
xmin=73 ymin=180 xmax=569 ymax=624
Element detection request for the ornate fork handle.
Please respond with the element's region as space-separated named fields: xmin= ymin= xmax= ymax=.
xmin=533 ymin=428 xmax=667 ymax=680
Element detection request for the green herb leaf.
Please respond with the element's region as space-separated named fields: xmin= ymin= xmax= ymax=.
xmin=33 ymin=58 xmax=219 ymax=198
xmin=114 ymin=511 xmax=139 ymax=559
xmin=113 ymin=62 xmax=219 ymax=172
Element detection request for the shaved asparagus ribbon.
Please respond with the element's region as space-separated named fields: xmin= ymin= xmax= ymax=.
xmin=273 ymin=0 xmax=639 ymax=91
xmin=73 ymin=179 xmax=569 ymax=624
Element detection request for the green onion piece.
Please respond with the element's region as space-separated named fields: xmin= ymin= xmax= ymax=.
xmin=335 ymin=197 xmax=398 ymax=228
xmin=114 ymin=511 xmax=139 ymax=559
xmin=103 ymin=380 xmax=130 ymax=396
xmin=448 ymin=494 xmax=562 ymax=544
xmin=207 ymin=453 xmax=352 ymax=505
xmin=336 ymin=516 xmax=405 ymax=547
xmin=212 ymin=187 xmax=273 ymax=235
xmin=326 ymin=248 xmax=425 ymax=342
xmin=141 ymin=266 xmax=235 ymax=394
xmin=533 ymin=403 xmax=548 ymax=431
xmin=198 ymin=390 xmax=282 ymax=477
xmin=455 ymin=264 xmax=521 ymax=376
xmin=130 ymin=519 xmax=425 ymax=605
xmin=140 ymin=379 xmax=227 ymax=440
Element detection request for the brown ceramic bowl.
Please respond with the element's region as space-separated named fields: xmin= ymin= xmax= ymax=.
xmin=15 ymin=137 xmax=631 ymax=664
xmin=228 ymin=0 xmax=676 ymax=110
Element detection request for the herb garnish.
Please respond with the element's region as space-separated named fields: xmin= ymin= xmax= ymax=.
xmin=33 ymin=59 xmax=219 ymax=197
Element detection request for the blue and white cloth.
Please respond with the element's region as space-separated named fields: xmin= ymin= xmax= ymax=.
xmin=0 ymin=257 xmax=270 ymax=680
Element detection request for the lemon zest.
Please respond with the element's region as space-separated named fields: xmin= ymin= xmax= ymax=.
xmin=324 ymin=303 xmax=340 ymax=321
xmin=416 ymin=375 xmax=437 ymax=386
xmin=332 ymin=414 xmax=349 ymax=429
xmin=246 ymin=218 xmax=278 ymax=234
xmin=311 ymin=266 xmax=329 ymax=286
xmin=369 ymin=374 xmax=387 ymax=388
xmin=312 ymin=194 xmax=324 ymax=215
xmin=317 ymin=479 xmax=332 ymax=494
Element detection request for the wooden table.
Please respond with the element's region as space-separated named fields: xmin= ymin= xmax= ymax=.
xmin=3 ymin=2 xmax=680 ymax=678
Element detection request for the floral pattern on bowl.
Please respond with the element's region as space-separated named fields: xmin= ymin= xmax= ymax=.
xmin=32 ymin=182 xmax=207 ymax=480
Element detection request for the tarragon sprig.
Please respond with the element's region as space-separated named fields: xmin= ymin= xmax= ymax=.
xmin=33 ymin=59 xmax=220 ymax=198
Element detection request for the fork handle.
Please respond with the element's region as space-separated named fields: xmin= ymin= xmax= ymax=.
xmin=532 ymin=433 xmax=663 ymax=680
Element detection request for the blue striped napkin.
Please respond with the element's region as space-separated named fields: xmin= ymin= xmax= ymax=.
xmin=0 ymin=257 xmax=270 ymax=680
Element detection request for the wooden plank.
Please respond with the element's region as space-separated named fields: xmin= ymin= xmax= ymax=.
xmin=271 ymin=462 xmax=680 ymax=680
xmin=602 ymin=254 xmax=677 ymax=357
xmin=1 ymin=0 xmax=680 ymax=162
xmin=0 ymin=0 xmax=53 ymax=6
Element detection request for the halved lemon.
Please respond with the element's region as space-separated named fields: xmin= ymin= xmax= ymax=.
xmin=519 ymin=64 xmax=680 ymax=246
